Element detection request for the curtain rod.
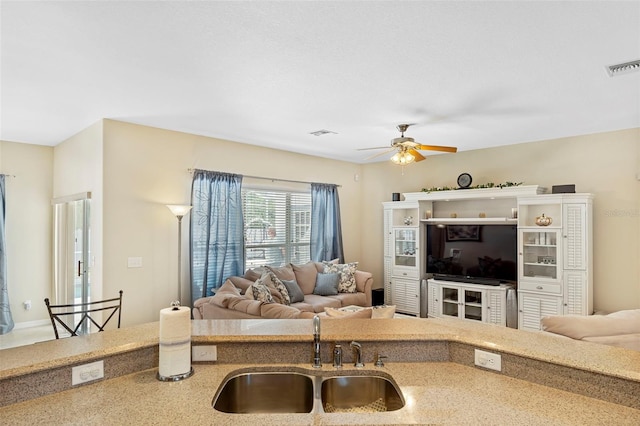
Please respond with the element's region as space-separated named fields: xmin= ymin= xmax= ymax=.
xmin=187 ymin=168 xmax=341 ymax=187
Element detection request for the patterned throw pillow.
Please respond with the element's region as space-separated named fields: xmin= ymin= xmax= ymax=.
xmin=261 ymin=270 xmax=291 ymax=305
xmin=322 ymin=261 xmax=358 ymax=293
xmin=250 ymin=280 xmax=275 ymax=304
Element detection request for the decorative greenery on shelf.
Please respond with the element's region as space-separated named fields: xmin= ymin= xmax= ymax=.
xmin=421 ymin=181 xmax=523 ymax=193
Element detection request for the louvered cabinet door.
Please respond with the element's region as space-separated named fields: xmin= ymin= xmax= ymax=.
xmin=392 ymin=278 xmax=420 ymax=315
xmin=427 ymin=281 xmax=440 ymax=318
xmin=384 ymin=257 xmax=393 ymax=305
xmin=564 ymin=270 xmax=587 ymax=314
xmin=518 ymin=292 xmax=563 ymax=331
xmin=563 ymin=203 xmax=587 ymax=270
xmin=486 ymin=289 xmax=506 ymax=326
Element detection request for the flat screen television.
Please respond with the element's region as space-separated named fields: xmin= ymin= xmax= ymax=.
xmin=426 ymin=224 xmax=517 ymax=285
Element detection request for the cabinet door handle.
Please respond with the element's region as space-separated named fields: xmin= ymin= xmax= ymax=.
xmin=536 ymin=286 xmax=543 ymax=290
xmin=402 ymin=272 xmax=407 ymax=276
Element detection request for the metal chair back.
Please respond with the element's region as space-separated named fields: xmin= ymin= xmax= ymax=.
xmin=44 ymin=290 xmax=123 ymax=339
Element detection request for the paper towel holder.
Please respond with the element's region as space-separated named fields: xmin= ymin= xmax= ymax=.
xmin=157 ymin=302 xmax=194 ymax=382
xmin=157 ymin=367 xmax=194 ymax=382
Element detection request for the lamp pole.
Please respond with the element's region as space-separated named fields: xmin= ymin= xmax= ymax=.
xmin=166 ymin=205 xmax=192 ymax=305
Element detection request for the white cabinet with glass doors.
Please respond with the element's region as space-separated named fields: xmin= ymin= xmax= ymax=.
xmin=517 ymin=194 xmax=593 ymax=331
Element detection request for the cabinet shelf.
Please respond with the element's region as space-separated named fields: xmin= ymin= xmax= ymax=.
xmin=523 ymin=244 xmax=557 ymax=248
xmin=421 ymin=217 xmax=517 ymax=225
xmin=465 ymin=302 xmax=482 ymax=308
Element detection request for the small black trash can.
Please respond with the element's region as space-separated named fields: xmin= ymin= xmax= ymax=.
xmin=372 ymin=288 xmax=385 ymax=306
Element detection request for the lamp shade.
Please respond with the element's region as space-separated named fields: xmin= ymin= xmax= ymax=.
xmin=166 ymin=204 xmax=193 ymax=218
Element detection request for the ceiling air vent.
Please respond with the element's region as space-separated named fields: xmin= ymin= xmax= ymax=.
xmin=309 ymin=129 xmax=337 ymax=136
xmin=606 ymin=59 xmax=640 ymax=77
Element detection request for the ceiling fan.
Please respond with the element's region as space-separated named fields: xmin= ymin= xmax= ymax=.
xmin=360 ymin=124 xmax=457 ymax=165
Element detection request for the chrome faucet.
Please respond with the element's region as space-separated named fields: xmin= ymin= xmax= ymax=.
xmin=333 ymin=344 xmax=343 ymax=369
xmin=350 ymin=341 xmax=364 ymax=368
xmin=312 ymin=315 xmax=322 ymax=368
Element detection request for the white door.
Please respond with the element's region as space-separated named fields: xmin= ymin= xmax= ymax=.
xmin=53 ymin=194 xmax=91 ymax=335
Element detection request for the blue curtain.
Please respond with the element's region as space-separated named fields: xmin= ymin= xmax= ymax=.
xmin=310 ymin=183 xmax=344 ymax=263
xmin=0 ymin=175 xmax=14 ymax=334
xmin=190 ymin=170 xmax=244 ymax=303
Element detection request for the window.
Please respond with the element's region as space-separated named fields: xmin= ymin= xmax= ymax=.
xmin=242 ymin=188 xmax=311 ymax=268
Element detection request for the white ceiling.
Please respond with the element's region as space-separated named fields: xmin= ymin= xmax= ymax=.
xmin=1 ymin=1 xmax=639 ymax=163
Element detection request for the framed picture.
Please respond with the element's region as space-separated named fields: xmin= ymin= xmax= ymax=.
xmin=446 ymin=225 xmax=481 ymax=241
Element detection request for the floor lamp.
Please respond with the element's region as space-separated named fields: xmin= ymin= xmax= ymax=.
xmin=166 ymin=204 xmax=192 ymax=306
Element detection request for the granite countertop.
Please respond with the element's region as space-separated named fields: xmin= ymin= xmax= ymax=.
xmin=2 ymin=362 xmax=639 ymax=425
xmin=1 ymin=317 xmax=640 ymax=424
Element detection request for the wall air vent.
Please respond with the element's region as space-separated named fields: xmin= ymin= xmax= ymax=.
xmin=309 ymin=129 xmax=337 ymax=136
xmin=605 ymin=59 xmax=640 ymax=77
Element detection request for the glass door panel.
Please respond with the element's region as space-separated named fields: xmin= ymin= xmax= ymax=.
xmin=394 ymin=228 xmax=417 ymax=267
xmin=521 ymin=230 xmax=560 ymax=280
xmin=441 ymin=286 xmax=459 ymax=318
xmin=463 ymin=290 xmax=483 ymax=321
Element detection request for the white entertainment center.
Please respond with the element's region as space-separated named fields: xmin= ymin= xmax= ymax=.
xmin=382 ymin=186 xmax=593 ymax=330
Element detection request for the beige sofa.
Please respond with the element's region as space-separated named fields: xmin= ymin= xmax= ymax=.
xmin=193 ymin=261 xmax=373 ymax=320
xmin=541 ymin=309 xmax=640 ymax=351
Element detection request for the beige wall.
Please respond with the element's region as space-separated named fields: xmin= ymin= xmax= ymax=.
xmin=2 ymin=122 xmax=639 ymax=329
xmin=101 ymin=119 xmax=363 ymax=326
xmin=360 ymin=128 xmax=640 ymax=312
xmin=0 ymin=141 xmax=53 ymax=325
xmin=53 ymin=121 xmax=105 ymax=306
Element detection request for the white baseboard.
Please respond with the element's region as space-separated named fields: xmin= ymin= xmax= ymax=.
xmin=13 ymin=319 xmax=50 ymax=330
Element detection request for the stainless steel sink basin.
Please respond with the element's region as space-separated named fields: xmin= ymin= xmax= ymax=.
xmin=212 ymin=370 xmax=404 ymax=414
xmin=213 ymin=372 xmax=314 ymax=413
xmin=321 ymin=375 xmax=405 ymax=412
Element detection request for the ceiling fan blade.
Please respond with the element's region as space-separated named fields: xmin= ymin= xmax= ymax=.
xmin=408 ymin=149 xmax=426 ymax=162
xmin=416 ymin=144 xmax=458 ymax=153
xmin=357 ymin=146 xmax=390 ymax=151
xmin=365 ymin=148 xmax=396 ymax=160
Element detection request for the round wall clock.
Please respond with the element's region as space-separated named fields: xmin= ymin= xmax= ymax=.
xmin=457 ymin=173 xmax=472 ymax=189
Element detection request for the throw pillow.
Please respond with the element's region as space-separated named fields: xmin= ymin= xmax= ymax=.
xmin=324 ymin=307 xmax=372 ymax=319
xmin=322 ymin=261 xmax=358 ymax=293
xmin=313 ymin=273 xmax=340 ymax=296
xmin=261 ymin=271 xmax=291 ymax=305
xmin=281 ymin=279 xmax=305 ymax=303
xmin=371 ymin=305 xmax=396 ymax=319
xmin=250 ymin=281 xmax=275 ymax=304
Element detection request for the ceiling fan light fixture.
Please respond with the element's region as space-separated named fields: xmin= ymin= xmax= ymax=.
xmin=390 ymin=150 xmax=415 ymax=165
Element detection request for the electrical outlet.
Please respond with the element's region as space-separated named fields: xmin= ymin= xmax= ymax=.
xmin=474 ymin=349 xmax=502 ymax=372
xmin=192 ymin=345 xmax=217 ymax=361
xmin=72 ymin=360 xmax=104 ymax=385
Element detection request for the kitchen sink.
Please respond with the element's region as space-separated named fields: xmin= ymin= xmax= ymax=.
xmin=321 ymin=375 xmax=405 ymax=412
xmin=213 ymin=369 xmax=405 ymax=414
xmin=213 ymin=372 xmax=314 ymax=413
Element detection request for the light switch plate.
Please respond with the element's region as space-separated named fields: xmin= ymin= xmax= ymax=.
xmin=127 ymin=257 xmax=143 ymax=268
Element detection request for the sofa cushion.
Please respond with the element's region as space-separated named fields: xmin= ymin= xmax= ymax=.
xmin=314 ymin=273 xmax=340 ymax=296
xmin=282 ymin=279 xmax=305 ymax=303
xmin=290 ymin=301 xmax=315 ymax=313
xmin=302 ymin=294 xmax=342 ymax=312
xmin=210 ymin=280 xmax=264 ymax=316
xmin=266 ymin=265 xmax=296 ymax=281
xmin=541 ymin=309 xmax=640 ymax=339
xmin=227 ymin=276 xmax=254 ymax=294
xmin=292 ymin=262 xmax=319 ymax=295
xmin=260 ymin=303 xmax=305 ymax=319
xmin=327 ymin=292 xmax=367 ymax=308
xmin=322 ymin=261 xmax=358 ymax=293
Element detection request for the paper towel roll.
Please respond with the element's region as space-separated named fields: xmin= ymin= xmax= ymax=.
xmin=158 ymin=306 xmax=191 ymax=378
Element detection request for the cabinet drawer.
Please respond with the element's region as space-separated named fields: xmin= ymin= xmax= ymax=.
xmin=519 ymin=281 xmax=561 ymax=294
xmin=393 ymin=268 xmax=419 ymax=279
